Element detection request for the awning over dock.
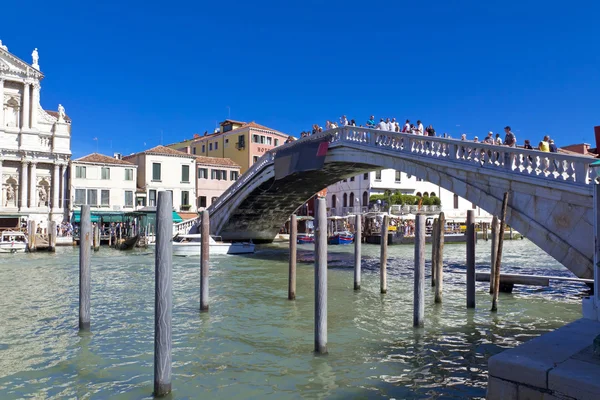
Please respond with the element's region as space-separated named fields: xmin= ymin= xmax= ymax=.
xmin=71 ymin=210 xmax=124 ymax=223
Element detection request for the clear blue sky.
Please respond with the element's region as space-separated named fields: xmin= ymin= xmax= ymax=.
xmin=2 ymin=0 xmax=599 ymax=157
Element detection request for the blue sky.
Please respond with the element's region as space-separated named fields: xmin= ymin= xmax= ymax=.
xmin=2 ymin=0 xmax=599 ymax=157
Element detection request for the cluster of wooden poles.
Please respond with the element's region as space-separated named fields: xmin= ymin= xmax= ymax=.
xmin=25 ymin=220 xmax=58 ymax=252
xmin=76 ymin=192 xmax=509 ymax=398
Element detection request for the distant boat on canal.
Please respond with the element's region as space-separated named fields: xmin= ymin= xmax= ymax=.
xmin=148 ymin=234 xmax=255 ymax=256
xmin=297 ymin=233 xmax=315 ymax=244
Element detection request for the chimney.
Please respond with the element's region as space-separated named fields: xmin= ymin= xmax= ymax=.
xmin=595 ymin=126 xmax=600 ymax=154
xmin=114 ymin=152 xmax=122 ymax=160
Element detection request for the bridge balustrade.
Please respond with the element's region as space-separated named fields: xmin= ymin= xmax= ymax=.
xmin=208 ymin=126 xmax=593 ymax=218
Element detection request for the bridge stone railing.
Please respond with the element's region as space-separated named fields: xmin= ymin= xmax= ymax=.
xmin=331 ymin=127 xmax=593 ymax=186
xmin=209 ymin=126 xmax=594 ymax=218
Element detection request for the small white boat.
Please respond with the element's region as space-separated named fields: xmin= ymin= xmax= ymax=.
xmin=0 ymin=231 xmax=28 ymax=253
xmin=148 ymin=234 xmax=255 ymax=257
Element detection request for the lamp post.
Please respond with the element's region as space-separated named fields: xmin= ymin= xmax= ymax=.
xmin=585 ymin=160 xmax=600 ymax=321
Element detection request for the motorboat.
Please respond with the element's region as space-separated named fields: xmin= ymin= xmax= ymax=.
xmin=0 ymin=231 xmax=27 ymax=253
xmin=327 ymin=216 xmax=355 ymax=245
xmin=328 ymin=231 xmax=354 ymax=245
xmin=148 ymin=234 xmax=255 ymax=257
xmin=297 ymin=233 xmax=314 ymax=244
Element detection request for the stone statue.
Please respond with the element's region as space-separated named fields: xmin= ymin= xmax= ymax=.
xmin=58 ymin=104 xmax=65 ymax=122
xmin=5 ymin=184 xmax=14 ymax=207
xmin=32 ymin=48 xmax=39 ymax=67
xmin=0 ymin=40 xmax=7 ymax=51
xmin=38 ymin=187 xmax=47 ymax=207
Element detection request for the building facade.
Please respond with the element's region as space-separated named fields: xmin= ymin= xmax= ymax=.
xmin=326 ymin=169 xmax=492 ymax=221
xmin=168 ymin=119 xmax=289 ymax=173
xmin=0 ymin=40 xmax=71 ymax=229
xmin=123 ymin=145 xmax=197 ymax=213
xmin=195 ymin=155 xmax=240 ymax=210
xmin=69 ymin=153 xmax=137 ymax=214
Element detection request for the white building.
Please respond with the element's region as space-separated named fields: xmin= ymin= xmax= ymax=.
xmin=69 ymin=153 xmax=137 ymax=217
xmin=0 ymin=40 xmax=71 ymax=229
xmin=123 ymin=145 xmax=197 ymax=213
xmin=326 ymin=169 xmax=492 ymax=221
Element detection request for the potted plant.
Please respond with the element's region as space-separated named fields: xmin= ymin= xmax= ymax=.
xmin=180 ymin=204 xmax=191 ymax=211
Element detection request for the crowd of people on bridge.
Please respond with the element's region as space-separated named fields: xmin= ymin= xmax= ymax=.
xmin=298 ymin=116 xmax=559 ymax=154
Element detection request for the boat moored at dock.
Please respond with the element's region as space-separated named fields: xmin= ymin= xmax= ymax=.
xmin=0 ymin=231 xmax=27 ymax=253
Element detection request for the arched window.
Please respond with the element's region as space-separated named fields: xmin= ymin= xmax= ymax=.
xmin=423 ymin=192 xmax=429 ymax=198
xmin=331 ymin=195 xmax=337 ymax=209
xmin=349 ymin=192 xmax=354 ymax=207
xmin=343 ymin=193 xmax=348 ymax=207
xmin=416 ymin=192 xmax=422 ymax=197
xmin=363 ymin=191 xmax=368 ymax=206
xmin=430 ymin=192 xmax=436 ymax=197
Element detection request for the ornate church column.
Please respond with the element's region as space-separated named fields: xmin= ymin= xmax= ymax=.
xmin=31 ymin=83 xmax=39 ymax=130
xmin=60 ymin=164 xmax=67 ymax=209
xmin=22 ymin=82 xmax=30 ymax=130
xmin=29 ymin=162 xmax=37 ymax=208
xmin=20 ymin=161 xmax=28 ymax=210
xmin=0 ymin=160 xmax=3 ymax=211
xmin=52 ymin=163 xmax=60 ymax=211
xmin=0 ymin=78 xmax=4 ymax=128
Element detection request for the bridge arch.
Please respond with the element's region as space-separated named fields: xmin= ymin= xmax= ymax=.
xmin=209 ymin=128 xmax=594 ymax=278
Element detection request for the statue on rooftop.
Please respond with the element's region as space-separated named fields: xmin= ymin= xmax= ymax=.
xmin=0 ymin=40 xmax=7 ymax=51
xmin=58 ymin=104 xmax=65 ymax=122
xmin=32 ymin=48 xmax=39 ymax=68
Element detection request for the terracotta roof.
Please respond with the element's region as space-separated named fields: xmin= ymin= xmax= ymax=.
xmin=189 ymin=121 xmax=286 ymax=143
xmin=124 ymin=145 xmax=197 ymax=159
xmin=45 ymin=110 xmax=72 ymax=122
xmin=74 ymin=153 xmax=135 ymax=166
xmin=558 ymin=148 xmax=597 ymax=158
xmin=195 ymin=156 xmax=240 ymax=168
xmin=220 ymin=119 xmax=247 ymax=126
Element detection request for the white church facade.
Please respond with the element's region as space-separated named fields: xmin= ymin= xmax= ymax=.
xmin=0 ymin=40 xmax=71 ymax=229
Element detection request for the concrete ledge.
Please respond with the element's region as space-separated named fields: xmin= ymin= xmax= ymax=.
xmin=487 ymin=318 xmax=600 ymax=399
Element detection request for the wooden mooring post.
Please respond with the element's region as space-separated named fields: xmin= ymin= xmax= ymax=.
xmin=354 ymin=214 xmax=362 ymax=290
xmin=200 ymin=210 xmax=210 ymax=312
xmin=466 ymin=210 xmax=476 ymax=309
xmin=431 ymin=218 xmax=438 ymax=287
xmin=288 ymin=214 xmax=297 ymax=300
xmin=380 ymin=215 xmax=389 ymax=294
xmin=27 ymin=220 xmax=37 ymax=252
xmin=314 ymin=198 xmax=327 ymax=354
xmin=492 ymin=192 xmax=510 ymax=312
xmin=93 ymin=225 xmax=100 ymax=252
xmin=414 ymin=214 xmax=425 ymax=327
xmin=435 ymin=212 xmax=445 ymax=304
xmin=48 ymin=220 xmax=57 ymax=252
xmin=154 ymin=192 xmax=173 ymax=397
xmin=490 ymin=216 xmax=499 ymax=294
xmin=79 ymin=205 xmax=92 ymax=331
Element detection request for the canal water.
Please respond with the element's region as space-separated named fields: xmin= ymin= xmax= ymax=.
xmin=0 ymin=239 xmax=584 ymax=399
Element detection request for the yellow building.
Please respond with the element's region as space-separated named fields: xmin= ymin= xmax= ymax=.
xmin=168 ymin=120 xmax=290 ymax=173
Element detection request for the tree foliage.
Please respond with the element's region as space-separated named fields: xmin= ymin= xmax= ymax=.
xmin=369 ymin=193 xmax=441 ymax=206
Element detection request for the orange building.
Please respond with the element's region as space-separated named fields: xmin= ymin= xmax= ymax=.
xmin=168 ymin=120 xmax=290 ymax=173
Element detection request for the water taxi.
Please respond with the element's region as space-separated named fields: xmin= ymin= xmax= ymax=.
xmin=0 ymin=231 xmax=27 ymax=253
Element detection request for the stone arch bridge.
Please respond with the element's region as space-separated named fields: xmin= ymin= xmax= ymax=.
xmin=207 ymin=127 xmax=595 ymax=279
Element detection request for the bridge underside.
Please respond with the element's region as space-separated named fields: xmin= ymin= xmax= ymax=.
xmin=217 ymin=161 xmax=372 ymax=243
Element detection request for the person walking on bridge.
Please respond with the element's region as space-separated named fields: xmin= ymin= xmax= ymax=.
xmin=503 ymin=126 xmax=517 ymax=147
xmin=366 ymin=115 xmax=376 ymax=128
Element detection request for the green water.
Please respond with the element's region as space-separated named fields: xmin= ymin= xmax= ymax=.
xmin=0 ymin=240 xmax=584 ymax=399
